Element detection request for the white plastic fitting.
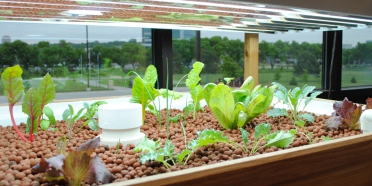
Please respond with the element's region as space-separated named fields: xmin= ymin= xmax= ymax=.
xmin=360 ymin=109 xmax=372 ymax=133
xmin=98 ymin=103 xmax=144 ymax=147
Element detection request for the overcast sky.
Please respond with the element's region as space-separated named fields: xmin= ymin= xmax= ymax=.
xmin=1 ymin=22 xmax=371 ymax=46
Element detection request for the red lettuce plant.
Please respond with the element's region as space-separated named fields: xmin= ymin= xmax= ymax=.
xmin=324 ymin=97 xmax=372 ymax=130
xmin=32 ymin=136 xmax=115 ymax=185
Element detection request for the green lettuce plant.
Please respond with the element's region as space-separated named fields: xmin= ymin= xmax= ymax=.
xmin=204 ymin=76 xmax=277 ymax=129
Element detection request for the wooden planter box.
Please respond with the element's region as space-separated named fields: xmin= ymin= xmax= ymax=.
xmin=109 ymin=133 xmax=372 ymax=186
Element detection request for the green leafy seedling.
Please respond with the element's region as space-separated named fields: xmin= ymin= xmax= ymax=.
xmin=40 ymin=106 xmax=57 ymax=130
xmin=267 ymin=83 xmax=322 ymax=136
xmin=241 ymin=123 xmax=295 ymax=154
xmin=62 ymin=104 xmax=85 ymax=139
xmin=185 ymin=61 xmax=204 ymax=119
xmin=80 ymin=101 xmax=107 ymax=131
xmin=134 ymin=137 xmax=174 ymax=169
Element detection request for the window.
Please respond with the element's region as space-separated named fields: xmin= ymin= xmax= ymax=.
xmin=342 ymin=27 xmax=372 ymax=87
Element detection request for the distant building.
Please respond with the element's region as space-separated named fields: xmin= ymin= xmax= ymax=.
xmin=2 ymin=35 xmax=11 ymax=44
xmin=141 ymin=29 xmax=197 ymax=47
xmin=342 ymin=44 xmax=353 ymax=50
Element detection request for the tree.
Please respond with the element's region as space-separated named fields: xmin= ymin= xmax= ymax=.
xmin=201 ymin=38 xmax=219 ymax=74
xmin=121 ymin=43 xmax=146 ymax=69
xmin=220 ymin=55 xmax=243 ymax=78
xmin=294 ymin=51 xmax=320 ymax=76
xmin=259 ymin=40 xmax=279 ymax=71
xmin=173 ymin=39 xmax=192 ymax=73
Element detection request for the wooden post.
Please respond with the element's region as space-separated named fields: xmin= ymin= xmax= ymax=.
xmin=244 ymin=33 xmax=259 ymax=85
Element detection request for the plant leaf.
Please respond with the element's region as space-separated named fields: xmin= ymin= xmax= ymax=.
xmin=232 ymin=102 xmax=246 ymax=128
xmin=232 ymin=90 xmax=248 ymax=103
xmin=134 ymin=136 xmax=160 ymax=153
xmin=224 ymin=77 xmax=234 ymax=84
xmin=295 ymin=120 xmax=305 ymax=128
xmin=37 ymin=73 xmax=55 ymax=109
xmin=87 ymin=120 xmax=99 ymax=131
xmin=305 ymin=91 xmax=322 ymax=106
xmin=254 ymin=123 xmax=271 ymax=140
xmin=158 ymin=89 xmax=183 ymax=100
xmin=190 ymin=84 xmax=204 ymax=107
xmin=62 ymin=109 xmax=70 ymax=122
xmin=240 ymin=76 xmax=254 ymax=91
xmin=245 ymin=94 xmax=266 ymax=122
xmin=298 ymin=113 xmax=315 ymax=122
xmin=203 ymin=83 xmax=216 ymax=106
xmin=324 ymin=116 xmax=343 ymax=130
xmin=272 ymin=82 xmax=288 ymax=94
xmin=68 ymin=104 xmax=74 ymax=116
xmin=209 ymin=84 xmax=234 ymax=129
xmin=185 ymin=61 xmax=204 ymax=90
xmin=85 ymin=156 xmax=115 ymax=184
xmin=1 ymin=65 xmax=24 ymax=105
xmin=344 ymin=104 xmax=362 ymax=129
xmin=22 ymin=88 xmax=42 ymax=133
xmin=72 ymin=107 xmax=85 ymax=123
xmin=193 ymin=129 xmax=232 ymax=151
xmin=32 ymin=154 xmax=66 ymax=173
xmin=265 ymin=131 xmax=295 ymax=148
xmin=40 ymin=119 xmax=50 ymax=130
xmin=62 ymin=151 xmax=91 ymax=186
xmin=44 ymin=106 xmax=56 ymax=125
xmin=143 ymin=65 xmax=158 ymax=86
xmin=177 ymin=149 xmax=191 ymax=164
xmin=274 ymin=91 xmax=288 ymax=104
xmin=239 ymin=128 xmax=249 ymax=146
xmin=267 ymin=108 xmax=288 ymax=118
xmin=45 ymin=169 xmax=65 ymax=183
xmin=77 ymin=136 xmax=101 ymax=151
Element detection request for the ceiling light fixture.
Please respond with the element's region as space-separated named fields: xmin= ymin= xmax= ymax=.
xmin=61 ymin=10 xmax=103 ymax=16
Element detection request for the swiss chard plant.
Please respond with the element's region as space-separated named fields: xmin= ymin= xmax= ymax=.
xmin=62 ymin=104 xmax=86 ymax=139
xmin=204 ymin=76 xmax=277 ymax=129
xmin=323 ymin=97 xmax=372 ymax=130
xmin=22 ymin=73 xmax=56 ymax=141
xmin=128 ymin=65 xmax=159 ymax=125
xmin=184 ymin=61 xmax=204 ymax=119
xmin=240 ymin=123 xmax=295 ymax=154
xmin=32 ymin=137 xmax=115 ymax=185
xmin=267 ymin=83 xmax=322 ymax=129
xmin=80 ymin=101 xmax=107 ymax=131
xmin=1 ymin=65 xmax=56 ymax=142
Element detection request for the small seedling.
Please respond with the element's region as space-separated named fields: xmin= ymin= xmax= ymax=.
xmin=62 ymin=104 xmax=85 ymax=139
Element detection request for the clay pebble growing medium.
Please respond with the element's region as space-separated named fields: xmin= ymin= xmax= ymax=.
xmin=0 ymin=106 xmax=362 ymax=185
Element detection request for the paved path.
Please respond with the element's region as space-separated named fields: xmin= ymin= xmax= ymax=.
xmin=0 ymin=84 xmax=191 ymax=105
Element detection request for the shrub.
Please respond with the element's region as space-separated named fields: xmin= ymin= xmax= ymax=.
xmin=289 ymin=76 xmax=297 ymax=85
xmin=351 ymin=76 xmax=357 ymax=83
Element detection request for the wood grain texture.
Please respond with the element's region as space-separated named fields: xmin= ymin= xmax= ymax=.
xmin=244 ymin=33 xmax=259 ymax=86
xmin=107 ymin=133 xmax=372 ymax=186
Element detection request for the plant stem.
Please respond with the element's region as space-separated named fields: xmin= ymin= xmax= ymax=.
xmin=9 ymin=105 xmax=27 ymax=142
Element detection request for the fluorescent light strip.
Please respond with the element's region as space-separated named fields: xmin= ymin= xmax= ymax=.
xmin=284 ymin=18 xmax=358 ymax=27
xmin=270 ymin=20 xmax=338 ymax=28
xmin=299 ymin=15 xmax=372 ymax=25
